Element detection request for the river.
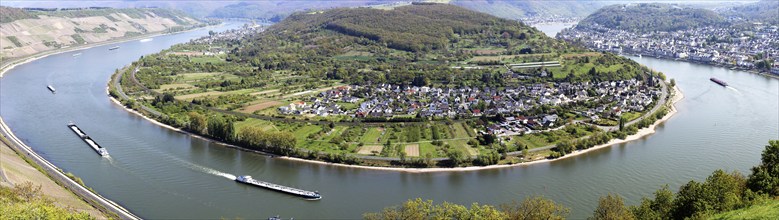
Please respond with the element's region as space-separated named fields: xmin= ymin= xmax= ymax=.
xmin=532 ymin=22 xmax=576 ymax=38
xmin=1 ymin=22 xmax=777 ymax=219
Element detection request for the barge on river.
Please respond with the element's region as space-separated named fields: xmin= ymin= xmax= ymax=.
xmin=710 ymin=77 xmax=728 ymax=87
xmin=235 ymin=175 xmax=321 ymax=200
xmin=67 ymin=123 xmax=109 ymax=157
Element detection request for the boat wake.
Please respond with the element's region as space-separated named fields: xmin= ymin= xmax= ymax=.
xmin=163 ymin=154 xmax=236 ymax=180
xmin=200 ymin=167 xmax=237 ymax=180
xmin=726 ymin=86 xmax=741 ymax=94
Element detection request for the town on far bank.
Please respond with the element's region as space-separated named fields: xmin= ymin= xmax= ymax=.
xmin=111 ymin=6 xmax=676 ymax=168
xmin=557 ymin=4 xmax=779 ymax=76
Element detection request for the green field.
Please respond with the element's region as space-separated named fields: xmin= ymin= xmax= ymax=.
xmin=709 ymin=199 xmax=779 ymax=220
xmin=171 ymin=72 xmax=239 ymax=82
xmin=512 ymin=124 xmax=593 ymax=149
xmin=361 ymin=127 xmax=384 ymax=144
xmin=234 ymin=118 xmax=278 ymax=132
xmin=189 ymin=55 xmax=226 ymax=64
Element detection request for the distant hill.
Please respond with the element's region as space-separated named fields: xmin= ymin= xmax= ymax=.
xmin=208 ymin=1 xmax=426 ymax=21
xmin=576 ymin=3 xmax=725 ymax=33
xmin=0 ymin=6 xmax=35 ymax=23
xmin=232 ymin=3 xmax=582 ymax=85
xmin=0 ymin=7 xmax=201 ymax=60
xmin=451 ymin=0 xmax=611 ymax=19
xmin=718 ymin=0 xmax=779 ymax=25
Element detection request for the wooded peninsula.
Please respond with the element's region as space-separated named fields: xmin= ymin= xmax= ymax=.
xmin=110 ymin=3 xmax=673 ymax=168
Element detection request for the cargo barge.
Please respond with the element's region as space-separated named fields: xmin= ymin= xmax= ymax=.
xmin=235 ymin=175 xmax=321 ymax=200
xmin=47 ymin=85 xmax=55 ymax=93
xmin=710 ymin=77 xmax=728 ymax=87
xmin=108 ymin=46 xmax=120 ymax=50
xmin=67 ymin=123 xmax=109 ymax=157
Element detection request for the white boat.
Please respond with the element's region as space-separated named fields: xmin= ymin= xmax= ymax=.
xmin=47 ymin=85 xmax=56 ymax=93
xmin=139 ymin=38 xmax=153 ymax=42
xmin=235 ymin=175 xmax=321 ymax=200
xmin=72 ymin=53 xmax=81 ymax=57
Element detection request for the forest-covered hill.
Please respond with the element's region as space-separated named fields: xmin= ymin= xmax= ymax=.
xmin=718 ymin=0 xmax=779 ymax=25
xmin=576 ymin=3 xmax=725 ymax=33
xmin=229 ymin=3 xmax=588 ymax=85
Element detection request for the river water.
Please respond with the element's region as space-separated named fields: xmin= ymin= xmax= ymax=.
xmin=533 ymin=22 xmax=576 ymax=38
xmin=1 ymin=22 xmax=777 ymax=219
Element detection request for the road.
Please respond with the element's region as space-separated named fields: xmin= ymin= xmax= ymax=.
xmin=0 ymin=117 xmax=142 ymax=220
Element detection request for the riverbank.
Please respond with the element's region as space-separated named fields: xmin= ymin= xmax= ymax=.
xmin=112 ymin=78 xmax=684 ymax=172
xmin=0 ymin=138 xmax=106 ymax=218
xmin=0 ymin=22 xmax=223 ymax=219
xmin=279 ymin=85 xmax=683 ymax=172
xmin=630 ymin=55 xmax=779 ymax=80
xmin=0 ymin=117 xmax=138 ymax=219
xmin=0 ymin=22 xmax=222 ymax=78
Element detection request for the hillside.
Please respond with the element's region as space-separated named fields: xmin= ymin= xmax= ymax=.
xmin=232 ymin=3 xmax=581 ymax=85
xmin=451 ymin=0 xmax=609 ymax=19
xmin=0 ymin=7 xmax=201 ymax=60
xmin=208 ymin=1 xmax=402 ymax=21
xmin=0 ymin=6 xmax=35 ymax=23
xmin=718 ymin=0 xmax=779 ymax=25
xmin=576 ymin=3 xmax=725 ymax=33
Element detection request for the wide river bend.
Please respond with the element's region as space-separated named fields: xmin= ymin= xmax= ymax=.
xmin=1 ymin=22 xmax=777 ymax=218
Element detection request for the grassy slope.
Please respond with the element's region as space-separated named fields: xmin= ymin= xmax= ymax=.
xmin=709 ymin=199 xmax=779 ymax=220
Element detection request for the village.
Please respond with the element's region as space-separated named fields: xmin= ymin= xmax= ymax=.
xmin=558 ymin=23 xmax=779 ymax=75
xmin=278 ymin=78 xmax=662 ymax=135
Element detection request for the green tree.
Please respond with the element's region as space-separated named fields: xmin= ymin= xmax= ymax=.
xmin=748 ymin=140 xmax=779 ymax=196
xmin=672 ymin=180 xmax=713 ymax=219
xmin=618 ymin=116 xmax=626 ymax=131
xmin=555 ymin=140 xmax=574 ymax=155
xmin=207 ymin=115 xmax=234 ymax=141
xmin=591 ymin=193 xmax=635 ymax=220
xmin=187 ymin=112 xmax=207 ymax=134
xmin=362 ymin=198 xmax=507 ymax=220
xmin=631 ymin=185 xmax=674 ymax=220
xmin=447 ymin=149 xmax=466 ymax=167
xmin=705 ymin=170 xmax=748 ymax=211
xmin=500 ymin=196 xmax=570 ymax=220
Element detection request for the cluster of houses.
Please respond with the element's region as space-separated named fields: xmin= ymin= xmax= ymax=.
xmin=278 ymin=79 xmax=661 ymax=132
xmin=520 ymin=16 xmax=579 ymax=26
xmin=189 ymin=22 xmax=265 ymax=45
xmin=558 ymin=23 xmax=779 ymax=74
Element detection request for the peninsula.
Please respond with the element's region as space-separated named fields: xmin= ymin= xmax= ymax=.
xmin=112 ymin=3 xmax=677 ymax=169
